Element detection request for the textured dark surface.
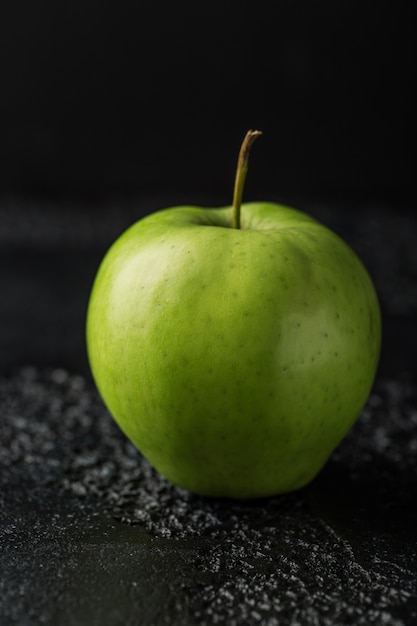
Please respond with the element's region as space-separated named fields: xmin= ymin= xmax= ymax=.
xmin=1 ymin=201 xmax=417 ymax=625
xmin=1 ymin=368 xmax=416 ymax=625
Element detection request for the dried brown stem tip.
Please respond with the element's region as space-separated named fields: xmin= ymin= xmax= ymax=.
xmin=232 ymin=130 xmax=262 ymax=229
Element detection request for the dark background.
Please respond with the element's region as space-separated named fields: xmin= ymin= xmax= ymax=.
xmin=0 ymin=0 xmax=413 ymax=204
xmin=0 ymin=0 xmax=415 ymax=375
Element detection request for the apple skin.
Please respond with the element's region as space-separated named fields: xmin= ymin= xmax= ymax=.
xmin=86 ymin=202 xmax=381 ymax=499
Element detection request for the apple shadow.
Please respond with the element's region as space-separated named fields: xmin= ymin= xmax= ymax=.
xmin=307 ymin=454 xmax=417 ymax=550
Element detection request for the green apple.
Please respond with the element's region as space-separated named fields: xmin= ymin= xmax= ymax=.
xmin=86 ymin=131 xmax=381 ymax=499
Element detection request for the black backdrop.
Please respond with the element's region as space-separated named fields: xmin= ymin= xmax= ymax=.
xmin=0 ymin=0 xmax=415 ymax=375
xmin=0 ymin=0 xmax=413 ymax=205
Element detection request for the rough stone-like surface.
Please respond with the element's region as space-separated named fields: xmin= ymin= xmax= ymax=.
xmin=1 ymin=367 xmax=416 ymax=625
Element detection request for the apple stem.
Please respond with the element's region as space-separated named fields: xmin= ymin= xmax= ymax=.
xmin=232 ymin=129 xmax=262 ymax=229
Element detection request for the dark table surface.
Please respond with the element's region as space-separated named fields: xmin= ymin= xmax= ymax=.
xmin=1 ymin=198 xmax=416 ymax=625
